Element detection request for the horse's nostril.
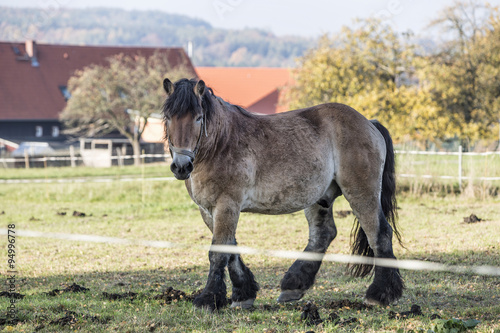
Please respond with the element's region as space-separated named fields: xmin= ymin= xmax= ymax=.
xmin=186 ymin=162 xmax=194 ymax=173
xmin=170 ymin=163 xmax=178 ymax=174
xmin=171 ymin=160 xmax=193 ymax=178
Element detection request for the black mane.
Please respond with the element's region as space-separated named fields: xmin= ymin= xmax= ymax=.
xmin=162 ymin=78 xmax=215 ymax=123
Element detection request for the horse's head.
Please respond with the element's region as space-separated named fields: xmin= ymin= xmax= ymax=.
xmin=162 ymin=78 xmax=209 ymax=180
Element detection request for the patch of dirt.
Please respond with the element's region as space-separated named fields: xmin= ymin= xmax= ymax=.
xmin=73 ymin=210 xmax=86 ymax=217
xmin=0 ymin=291 xmax=25 ymax=299
xmin=335 ymin=210 xmax=352 ymax=218
xmin=328 ymin=312 xmax=358 ymax=326
xmin=48 ymin=311 xmax=105 ymax=327
xmin=102 ymin=291 xmax=137 ymax=301
xmin=65 ymin=283 xmax=89 ymax=293
xmin=57 ymin=211 xmax=67 ymax=216
xmin=299 ymin=301 xmax=361 ymax=327
xmin=50 ymin=311 xmax=79 ymax=326
xmin=45 ymin=283 xmax=89 ymax=296
xmin=463 ymin=214 xmax=483 ymax=223
xmin=326 ymin=299 xmax=371 ymax=310
xmin=389 ymin=304 xmax=423 ymax=319
xmin=300 ymin=301 xmax=323 ymax=326
xmin=153 ymin=286 xmax=187 ymax=304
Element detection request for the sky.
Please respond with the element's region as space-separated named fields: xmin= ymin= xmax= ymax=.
xmin=1 ymin=0 xmax=499 ymax=37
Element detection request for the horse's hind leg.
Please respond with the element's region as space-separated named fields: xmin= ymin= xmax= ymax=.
xmin=278 ymin=193 xmax=338 ymax=303
xmin=366 ymin=211 xmax=403 ymax=305
xmin=346 ymin=194 xmax=403 ymax=306
xmin=228 ymin=250 xmax=259 ymax=309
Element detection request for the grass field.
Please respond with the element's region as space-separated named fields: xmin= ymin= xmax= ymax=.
xmin=396 ymin=151 xmax=500 ymax=197
xmin=0 ymin=164 xmax=499 ymax=332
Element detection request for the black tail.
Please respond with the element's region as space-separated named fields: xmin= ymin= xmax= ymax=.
xmin=349 ymin=120 xmax=402 ymax=277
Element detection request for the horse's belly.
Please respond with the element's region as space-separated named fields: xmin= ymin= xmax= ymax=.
xmin=241 ymin=175 xmax=329 ymax=215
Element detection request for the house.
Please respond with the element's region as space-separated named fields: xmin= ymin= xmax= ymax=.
xmin=195 ymin=67 xmax=291 ymax=115
xmin=140 ymin=67 xmax=293 ymax=144
xmin=0 ymin=40 xmax=195 ymax=156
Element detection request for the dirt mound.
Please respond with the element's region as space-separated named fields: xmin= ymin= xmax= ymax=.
xmin=45 ymin=310 xmax=106 ymax=329
xmin=389 ymin=304 xmax=423 ymax=319
xmin=300 ymin=301 xmax=323 ymax=325
xmin=50 ymin=311 xmax=79 ymax=326
xmin=102 ymin=291 xmax=137 ymax=301
xmin=46 ymin=283 xmax=89 ymax=296
xmin=299 ymin=300 xmax=360 ymax=327
xmin=463 ymin=214 xmax=483 ymax=223
xmin=328 ymin=312 xmax=358 ymax=326
xmin=153 ymin=287 xmax=187 ymax=304
xmin=0 ymin=291 xmax=25 ymax=299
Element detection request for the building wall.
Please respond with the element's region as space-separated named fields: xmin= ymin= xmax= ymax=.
xmin=0 ymin=120 xmax=64 ymax=142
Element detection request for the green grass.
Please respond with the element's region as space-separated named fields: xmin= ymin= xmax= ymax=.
xmin=0 ymin=165 xmax=499 ymax=332
xmin=396 ymin=152 xmax=500 ymax=197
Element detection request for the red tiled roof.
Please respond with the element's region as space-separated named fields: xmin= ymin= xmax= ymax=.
xmin=195 ymin=67 xmax=291 ymax=114
xmin=0 ymin=41 xmax=195 ymax=121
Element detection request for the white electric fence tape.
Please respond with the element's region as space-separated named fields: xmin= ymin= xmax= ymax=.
xmin=1 ymin=229 xmax=499 ymax=276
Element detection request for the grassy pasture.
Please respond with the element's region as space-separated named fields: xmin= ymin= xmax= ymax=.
xmin=0 ymin=164 xmax=499 ymax=332
xmin=396 ymin=151 xmax=500 ymax=198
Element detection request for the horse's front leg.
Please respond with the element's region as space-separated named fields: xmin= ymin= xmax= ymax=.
xmin=193 ymin=199 xmax=240 ymax=311
xmin=228 ymin=247 xmax=259 ymax=309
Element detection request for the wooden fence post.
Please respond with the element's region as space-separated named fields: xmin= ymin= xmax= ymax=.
xmin=116 ymin=147 xmax=123 ymax=167
xmin=24 ymin=150 xmax=30 ymax=169
xmin=70 ymin=145 xmax=76 ymax=168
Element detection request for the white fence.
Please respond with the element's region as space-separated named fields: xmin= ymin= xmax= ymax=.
xmin=0 ymin=153 xmax=171 ymax=168
xmin=1 ymin=147 xmax=500 ymax=184
xmin=396 ymin=146 xmax=500 ymax=185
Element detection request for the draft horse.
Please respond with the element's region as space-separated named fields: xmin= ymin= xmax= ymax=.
xmin=161 ymin=78 xmax=403 ymax=311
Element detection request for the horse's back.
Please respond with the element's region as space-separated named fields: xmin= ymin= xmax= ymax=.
xmin=239 ymin=103 xmax=385 ymax=214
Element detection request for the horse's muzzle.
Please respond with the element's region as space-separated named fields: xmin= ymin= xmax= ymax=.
xmin=170 ymin=154 xmax=194 ymax=180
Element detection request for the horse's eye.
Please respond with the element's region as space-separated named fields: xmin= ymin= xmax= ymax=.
xmin=196 ymin=116 xmax=203 ymax=123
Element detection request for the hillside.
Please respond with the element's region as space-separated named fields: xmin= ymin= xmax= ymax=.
xmin=0 ymin=7 xmax=314 ymax=67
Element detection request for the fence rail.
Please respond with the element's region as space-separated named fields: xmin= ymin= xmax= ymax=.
xmin=0 ymin=153 xmax=171 ymax=168
xmin=396 ymin=147 xmax=500 ymax=184
xmin=2 ymin=147 xmax=500 ymax=182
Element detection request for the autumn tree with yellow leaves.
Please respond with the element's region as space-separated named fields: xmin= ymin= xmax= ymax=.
xmin=60 ymin=52 xmax=193 ymax=165
xmin=285 ymin=2 xmax=500 ymax=149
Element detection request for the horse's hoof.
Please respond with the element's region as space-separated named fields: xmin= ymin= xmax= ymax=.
xmin=364 ymin=297 xmax=383 ymax=306
xmin=230 ymin=298 xmax=255 ymax=309
xmin=277 ymin=290 xmax=305 ymax=303
xmin=364 ymin=297 xmax=398 ymax=306
xmin=193 ymin=292 xmax=227 ymax=312
xmin=194 ymin=304 xmax=215 ymax=313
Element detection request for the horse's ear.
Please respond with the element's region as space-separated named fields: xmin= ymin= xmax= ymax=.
xmin=163 ymin=78 xmax=174 ymax=96
xmin=194 ymin=80 xmax=205 ymax=97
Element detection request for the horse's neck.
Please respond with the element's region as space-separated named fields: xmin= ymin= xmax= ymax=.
xmin=197 ymin=96 xmax=234 ymax=161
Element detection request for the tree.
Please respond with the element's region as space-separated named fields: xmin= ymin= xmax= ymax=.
xmin=60 ymin=51 xmax=193 ymax=165
xmin=422 ymin=1 xmax=500 ymax=146
xmin=284 ymin=19 xmax=448 ymax=144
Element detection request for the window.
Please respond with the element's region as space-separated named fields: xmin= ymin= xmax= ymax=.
xmin=59 ymin=86 xmax=71 ymax=101
xmin=52 ymin=126 xmax=59 ymax=137
xmin=94 ymin=143 xmax=109 ymax=149
xmin=35 ymin=126 xmax=43 ymax=137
